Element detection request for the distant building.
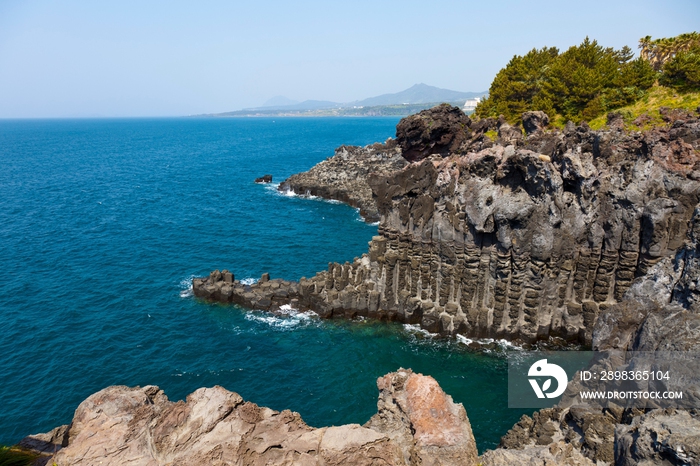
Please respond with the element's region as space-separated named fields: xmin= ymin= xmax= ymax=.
xmin=463 ymin=98 xmax=481 ymax=113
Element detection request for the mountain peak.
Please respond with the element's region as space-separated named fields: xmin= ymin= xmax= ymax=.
xmin=354 ymin=84 xmax=485 ymax=107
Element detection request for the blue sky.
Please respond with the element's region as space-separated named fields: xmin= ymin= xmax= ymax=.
xmin=0 ymin=0 xmax=698 ymax=117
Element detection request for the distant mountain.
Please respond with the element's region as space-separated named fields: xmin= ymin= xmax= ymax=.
xmin=353 ymin=84 xmax=485 ymax=107
xmin=204 ymin=84 xmax=486 ymax=117
xmin=262 ymin=96 xmax=299 ymax=107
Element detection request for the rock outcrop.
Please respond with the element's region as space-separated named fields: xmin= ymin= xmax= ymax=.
xmin=395 ymin=103 xmax=472 ymax=162
xmin=615 ymin=410 xmax=700 ymax=466
xmin=196 ymin=105 xmax=700 ymax=345
xmin=22 ymin=370 xmax=477 ymax=466
xmin=255 ymin=174 xmax=273 ymax=183
xmin=278 ymin=139 xmax=408 ymax=222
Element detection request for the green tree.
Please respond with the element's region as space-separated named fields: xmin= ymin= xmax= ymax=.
xmin=477 ymin=37 xmax=656 ymax=124
xmin=475 ymin=47 xmax=559 ymax=121
xmin=660 ymin=46 xmax=700 ymax=91
xmin=543 ymin=38 xmax=629 ymax=120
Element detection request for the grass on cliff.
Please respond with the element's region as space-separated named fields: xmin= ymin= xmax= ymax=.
xmin=0 ymin=447 xmax=38 ymax=466
xmin=586 ymin=84 xmax=700 ymax=130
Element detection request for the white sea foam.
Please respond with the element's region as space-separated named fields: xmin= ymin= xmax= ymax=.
xmin=455 ymin=335 xmax=525 ymax=351
xmin=403 ymin=323 xmax=437 ymax=338
xmin=280 ymin=188 xmax=298 ymax=197
xmin=456 ymin=334 xmax=473 ymax=345
xmin=240 ymin=277 xmax=258 ymax=285
xmin=495 ymin=338 xmax=525 ymax=350
xmin=179 ymin=275 xmax=195 ymax=298
xmin=244 ymin=307 xmax=318 ymax=330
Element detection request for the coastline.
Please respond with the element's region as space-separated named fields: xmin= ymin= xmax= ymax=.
xmin=195 ymin=105 xmax=700 ymax=345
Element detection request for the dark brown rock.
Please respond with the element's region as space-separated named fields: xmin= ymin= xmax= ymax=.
xmin=255 ymin=174 xmax=273 ymax=183
xmin=395 ymin=103 xmax=471 ymax=162
xmin=606 ymin=112 xmax=625 ymax=131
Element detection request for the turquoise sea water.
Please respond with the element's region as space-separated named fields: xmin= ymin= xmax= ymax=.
xmin=0 ymin=117 xmax=529 ymax=451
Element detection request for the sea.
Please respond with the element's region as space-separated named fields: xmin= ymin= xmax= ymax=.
xmin=0 ymin=117 xmax=531 ymax=451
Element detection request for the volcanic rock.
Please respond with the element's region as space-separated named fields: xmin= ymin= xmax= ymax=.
xmin=255 ymin=174 xmax=273 ymax=183
xmin=197 ymin=111 xmax=700 ymax=345
xmin=278 ymin=139 xmax=407 ymax=222
xmin=615 ymin=410 xmax=700 ymax=466
xmin=491 ymin=202 xmax=700 ymax=464
xmin=522 ymin=111 xmax=550 ymax=135
xmin=395 ymin=103 xmax=471 ymax=162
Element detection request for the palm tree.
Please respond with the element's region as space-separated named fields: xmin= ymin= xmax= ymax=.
xmin=639 ymin=32 xmax=700 ymax=71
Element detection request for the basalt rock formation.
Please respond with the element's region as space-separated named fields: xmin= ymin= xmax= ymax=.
xmin=195 ymin=104 xmax=700 ymax=345
xmin=22 ymin=370 xmax=478 ymax=466
xmin=278 ymin=139 xmax=408 ymax=222
xmin=491 ymin=205 xmax=700 ymax=465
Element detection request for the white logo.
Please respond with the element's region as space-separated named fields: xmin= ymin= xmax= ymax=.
xmin=528 ymin=359 xmax=568 ymax=399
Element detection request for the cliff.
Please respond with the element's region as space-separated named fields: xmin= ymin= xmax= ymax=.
xmin=195 ymin=104 xmax=700 ymax=345
xmin=490 ymin=205 xmax=700 ymax=465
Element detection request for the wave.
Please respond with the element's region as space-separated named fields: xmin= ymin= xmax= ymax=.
xmin=239 ymin=277 xmax=258 ymax=285
xmin=403 ymin=323 xmax=438 ymax=338
xmin=456 ymin=334 xmax=526 ymax=352
xmin=179 ymin=275 xmax=195 ymax=298
xmin=244 ymin=305 xmax=319 ymax=331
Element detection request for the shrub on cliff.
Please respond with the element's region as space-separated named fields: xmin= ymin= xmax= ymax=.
xmin=476 ymin=37 xmax=655 ymax=123
xmin=660 ymin=45 xmax=700 ymax=91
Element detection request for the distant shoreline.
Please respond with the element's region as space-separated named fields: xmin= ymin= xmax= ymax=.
xmin=196 ymin=100 xmax=474 ymax=118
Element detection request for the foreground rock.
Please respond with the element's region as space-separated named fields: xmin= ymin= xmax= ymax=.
xmin=22 ymin=370 xmax=477 ymax=466
xmin=278 ymin=139 xmax=408 ymax=222
xmin=197 ymin=105 xmax=700 ymax=345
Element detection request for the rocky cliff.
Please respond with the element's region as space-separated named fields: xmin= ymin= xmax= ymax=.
xmin=278 ymin=139 xmax=407 ymax=222
xmin=195 ymin=104 xmax=700 ymax=345
xmin=21 ymin=370 xmax=478 ymax=466
xmin=490 ymin=204 xmax=700 ymax=465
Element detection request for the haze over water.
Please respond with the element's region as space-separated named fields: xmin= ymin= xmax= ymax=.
xmin=0 ymin=117 xmax=528 ymax=451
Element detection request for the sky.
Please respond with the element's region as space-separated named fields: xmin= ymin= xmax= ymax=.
xmin=0 ymin=0 xmax=698 ymax=118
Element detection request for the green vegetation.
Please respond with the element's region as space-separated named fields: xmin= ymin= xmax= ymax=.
xmin=639 ymin=32 xmax=700 ymax=70
xmin=476 ymin=33 xmax=700 ymax=125
xmin=484 ymin=130 xmax=498 ymax=141
xmin=0 ymin=446 xmax=38 ymax=466
xmin=660 ymin=46 xmax=700 ymax=91
xmin=587 ymin=84 xmax=700 ymax=130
